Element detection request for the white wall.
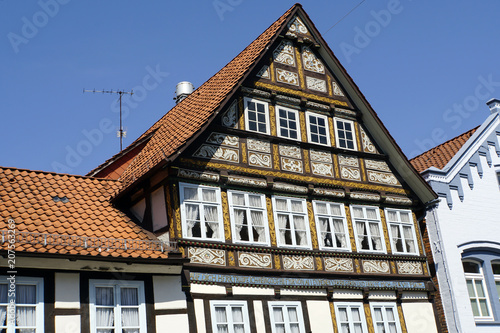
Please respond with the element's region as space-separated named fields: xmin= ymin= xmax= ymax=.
xmin=402 ymin=302 xmax=438 ymax=333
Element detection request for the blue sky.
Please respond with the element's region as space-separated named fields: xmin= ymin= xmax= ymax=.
xmin=1 ymin=0 xmax=500 ymax=176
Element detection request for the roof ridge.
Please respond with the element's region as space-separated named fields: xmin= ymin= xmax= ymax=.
xmin=0 ymin=165 xmax=121 ymax=182
xmin=410 ymin=126 xmax=479 ymax=161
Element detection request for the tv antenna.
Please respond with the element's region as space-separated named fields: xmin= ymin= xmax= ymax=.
xmin=83 ymin=88 xmax=134 ymax=151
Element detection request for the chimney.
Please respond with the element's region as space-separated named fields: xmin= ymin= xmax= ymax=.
xmin=174 ymin=81 xmax=194 ymax=104
xmin=486 ymin=98 xmax=500 ymax=114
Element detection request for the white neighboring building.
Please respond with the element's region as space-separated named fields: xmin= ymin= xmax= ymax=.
xmin=411 ymin=99 xmax=500 ymax=333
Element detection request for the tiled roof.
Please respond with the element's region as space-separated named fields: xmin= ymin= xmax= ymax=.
xmin=410 ymin=127 xmax=478 ymax=173
xmin=0 ymin=166 xmax=172 ymax=259
xmin=117 ymin=4 xmax=298 ymax=190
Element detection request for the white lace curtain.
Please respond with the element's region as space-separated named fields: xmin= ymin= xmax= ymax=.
xmin=233 ymin=209 xmax=246 ymax=241
xmin=121 ymin=288 xmax=139 ymax=331
xmin=390 ymin=225 xmax=402 ymax=251
xmin=356 ymin=222 xmax=367 ymax=249
xmin=231 ymin=307 xmax=245 ymax=333
xmin=293 ymin=216 xmax=307 ymax=246
xmin=333 ymin=219 xmax=347 ymax=248
xmin=16 ymin=285 xmax=36 ymax=332
xmin=273 ymin=307 xmax=285 ymax=333
xmin=0 ymin=284 xmax=7 ymax=327
xmin=215 ymin=307 xmax=228 ymax=333
xmin=287 ymin=307 xmax=300 ymax=333
xmin=204 ymin=206 xmax=219 ymax=239
xmin=250 ymin=210 xmax=265 ymax=242
xmin=278 ymin=215 xmax=288 ymax=244
xmin=96 ymin=287 xmax=114 ymax=332
xmin=369 ymin=222 xmax=382 ymax=250
xmin=403 ymin=226 xmax=415 ymax=253
xmin=185 ymin=204 xmax=200 ymax=237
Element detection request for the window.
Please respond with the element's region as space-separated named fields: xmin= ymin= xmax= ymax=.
xmin=276 ymin=106 xmax=300 ymax=140
xmin=497 ymin=172 xmax=500 ymax=190
xmin=351 ymin=205 xmax=385 ymax=253
xmin=180 ymin=183 xmax=223 ymax=241
xmin=334 ymin=302 xmax=368 ymax=333
xmin=0 ymin=276 xmax=44 ymax=333
xmin=463 ymin=261 xmax=493 ymax=320
xmin=228 ymin=190 xmax=269 ymax=245
xmin=89 ymin=280 xmax=146 ymax=333
xmin=273 ymin=197 xmax=311 ymax=248
xmin=306 ymin=112 xmax=330 ymax=146
xmin=385 ymin=209 xmax=418 ymax=255
xmin=335 ymin=118 xmax=357 ymax=150
xmin=244 ymin=97 xmax=270 ymax=135
xmin=370 ymin=303 xmax=402 ymax=333
xmin=313 ymin=201 xmax=349 ymax=250
xmin=493 ymin=262 xmax=500 ymax=302
xmin=210 ymin=301 xmax=250 ymax=333
xmin=268 ymin=302 xmax=306 ymax=333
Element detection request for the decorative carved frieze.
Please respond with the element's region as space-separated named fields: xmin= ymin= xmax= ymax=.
xmin=306 ymin=76 xmax=327 ymax=93
xmin=340 ymin=166 xmax=361 ymax=181
xmin=367 ymin=170 xmax=400 ymax=186
xmin=360 ymin=127 xmax=378 ymax=154
xmin=283 ymin=255 xmax=314 ymax=270
xmin=238 ymin=252 xmax=272 ymax=269
xmin=397 ymin=262 xmax=423 ymax=275
xmin=332 ymin=82 xmax=345 ymax=96
xmin=335 ymin=108 xmax=357 ymax=118
xmin=273 ymin=182 xmax=308 ymax=194
xmin=338 ymin=154 xmax=359 ymax=167
xmin=385 ymin=196 xmax=413 ymax=205
xmin=311 ymin=162 xmax=334 ymax=177
xmin=188 ymin=247 xmax=225 ymax=266
xmin=305 ymin=101 xmax=330 ymax=111
xmin=350 ymin=192 xmax=380 ymax=202
xmin=276 ymin=68 xmax=299 ymax=86
xmin=362 ymin=260 xmax=390 ymax=274
xmin=287 ymin=16 xmax=308 ymax=34
xmin=273 ymin=40 xmax=295 ymax=67
xmin=281 ymin=157 xmax=303 ymax=173
xmin=206 ymin=132 xmax=239 ymax=147
xmin=279 ymin=144 xmax=301 ymax=159
xmin=302 ymin=46 xmax=325 ymax=74
xmin=248 ymin=151 xmax=272 ymax=168
xmin=193 ymin=144 xmax=239 ymax=163
xmin=240 ymin=86 xmax=271 ymax=99
xmin=227 ymin=175 xmax=267 ymax=188
xmin=312 ymin=188 xmax=345 ymax=198
xmin=247 ymin=138 xmax=271 ymax=153
xmin=310 ymin=149 xmax=332 ymax=162
xmin=256 ymin=65 xmax=270 ymax=79
xmin=275 ymin=94 xmax=301 ymax=106
xmin=222 ymin=101 xmax=238 ymax=129
xmin=364 ymin=159 xmax=390 ymax=172
xmin=178 ymin=169 xmax=220 ymax=182
xmin=324 ymin=257 xmax=354 ymax=272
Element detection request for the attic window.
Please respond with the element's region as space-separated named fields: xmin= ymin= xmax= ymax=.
xmin=53 ymin=196 xmax=69 ymax=203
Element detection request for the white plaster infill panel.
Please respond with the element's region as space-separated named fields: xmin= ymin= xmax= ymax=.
xmin=253 ymin=301 xmax=266 ymax=333
xmin=402 ymin=302 xmax=438 ymax=333
xmin=307 ymin=300 xmax=334 ymax=333
xmin=232 ymin=286 xmax=274 ymax=296
xmin=55 ymin=315 xmax=81 ymax=333
xmin=55 ymin=272 xmax=80 ymax=309
xmin=156 ymin=314 xmax=189 ymax=333
xmin=153 ymin=275 xmax=187 ymax=310
xmin=194 ymin=298 xmax=206 ymax=333
xmin=190 ymin=283 xmax=226 ymax=295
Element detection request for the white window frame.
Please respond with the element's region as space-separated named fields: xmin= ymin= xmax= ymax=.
xmin=306 ymin=111 xmax=330 ymax=146
xmin=334 ymin=118 xmax=357 ymax=150
xmin=268 ymin=301 xmax=306 ymax=333
xmin=272 ymin=196 xmax=311 ymax=249
xmin=493 ymin=262 xmax=500 ymax=302
xmin=89 ymin=279 xmax=147 ymax=333
xmin=276 ymin=105 xmax=301 ymax=141
xmin=370 ymin=302 xmax=402 ymax=333
xmin=312 ymin=200 xmax=350 ymax=251
xmin=244 ymin=97 xmax=270 ymax=135
xmin=179 ymin=182 xmax=224 ymax=242
xmin=228 ymin=190 xmax=270 ymax=245
xmin=351 ymin=205 xmax=386 ymax=253
xmin=463 ymin=261 xmax=494 ymax=321
xmin=334 ymin=302 xmax=368 ymax=333
xmin=385 ymin=208 xmax=419 ymax=255
xmin=210 ymin=301 xmax=251 ymax=333
xmin=0 ymin=276 xmax=44 ymax=333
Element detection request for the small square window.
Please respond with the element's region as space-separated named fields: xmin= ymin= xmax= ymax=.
xmin=276 ymin=106 xmax=300 ymax=140
xmin=245 ymin=97 xmax=270 ymax=135
xmin=335 ymin=118 xmax=357 ymax=150
xmin=306 ymin=112 xmax=330 ymax=146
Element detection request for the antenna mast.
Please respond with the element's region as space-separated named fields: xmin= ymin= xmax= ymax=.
xmin=83 ymin=88 xmax=134 ymax=151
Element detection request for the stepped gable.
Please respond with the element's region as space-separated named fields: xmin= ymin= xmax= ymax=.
xmin=116 ymin=4 xmax=298 ymax=189
xmin=0 ymin=166 xmax=170 ymax=259
xmin=410 ymin=127 xmax=478 ymax=173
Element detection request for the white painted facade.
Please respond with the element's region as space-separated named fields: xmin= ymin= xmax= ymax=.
xmin=422 ymin=101 xmax=500 ymax=332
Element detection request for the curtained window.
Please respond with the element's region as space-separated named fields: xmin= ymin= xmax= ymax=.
xmin=228 ymin=191 xmax=269 ymax=245
xmin=273 ymin=197 xmax=310 ymax=248
xmin=180 ymin=183 xmax=223 ymax=241
xmin=385 ymin=209 xmax=417 ymax=254
xmin=268 ymin=302 xmax=305 ymax=333
xmin=0 ymin=276 xmax=43 ymax=333
xmin=210 ymin=301 xmax=250 ymax=333
xmin=334 ymin=303 xmax=368 ymax=333
xmin=351 ymin=206 xmax=385 ymax=253
xmin=370 ymin=303 xmax=402 ymax=333
xmin=313 ymin=201 xmax=349 ymax=250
